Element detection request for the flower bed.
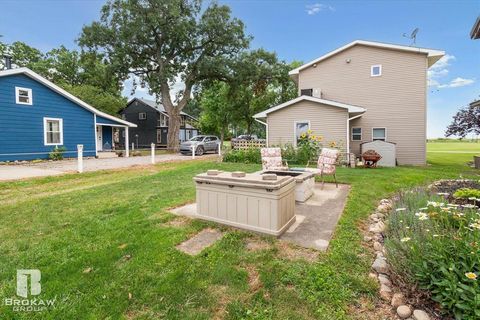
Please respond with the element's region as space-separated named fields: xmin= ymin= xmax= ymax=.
xmin=384 ymin=181 xmax=480 ymax=319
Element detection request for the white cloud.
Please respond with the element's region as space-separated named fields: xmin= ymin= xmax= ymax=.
xmin=427 ymin=54 xmax=474 ymax=89
xmin=437 ymin=77 xmax=475 ymax=88
xmin=306 ymin=3 xmax=334 ymax=15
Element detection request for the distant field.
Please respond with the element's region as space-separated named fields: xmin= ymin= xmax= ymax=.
xmin=427 ymin=140 xmax=480 ymax=153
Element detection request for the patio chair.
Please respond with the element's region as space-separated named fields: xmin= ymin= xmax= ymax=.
xmin=261 ymin=147 xmax=288 ymax=171
xmin=306 ymin=148 xmax=339 ymax=188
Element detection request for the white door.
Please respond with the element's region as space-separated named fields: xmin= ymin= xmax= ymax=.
xmin=96 ymin=126 xmax=103 ymax=151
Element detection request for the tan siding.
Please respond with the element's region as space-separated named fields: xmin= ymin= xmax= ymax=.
xmin=267 ymin=100 xmax=348 ymax=152
xmin=298 ymin=44 xmax=427 ymax=165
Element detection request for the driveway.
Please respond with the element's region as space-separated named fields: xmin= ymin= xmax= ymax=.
xmin=0 ymin=154 xmax=218 ymax=181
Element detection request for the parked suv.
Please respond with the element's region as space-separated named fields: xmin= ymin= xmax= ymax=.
xmin=180 ymin=135 xmax=219 ymax=156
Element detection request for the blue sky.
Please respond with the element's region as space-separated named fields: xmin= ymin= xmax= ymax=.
xmin=0 ymin=0 xmax=479 ymax=138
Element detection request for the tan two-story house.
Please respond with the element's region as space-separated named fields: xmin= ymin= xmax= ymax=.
xmin=253 ymin=40 xmax=444 ymax=165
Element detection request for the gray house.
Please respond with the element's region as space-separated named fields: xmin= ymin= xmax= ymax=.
xmin=119 ymin=98 xmax=199 ymax=148
xmin=254 ymin=40 xmax=445 ymax=165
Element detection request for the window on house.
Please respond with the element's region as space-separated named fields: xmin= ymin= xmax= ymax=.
xmin=159 ymin=114 xmax=168 ymax=127
xmin=180 ymin=116 xmax=186 ymax=127
xmin=371 ymin=65 xmax=382 ymax=77
xmin=121 ymin=114 xmax=126 ymax=120
xmin=372 ymin=128 xmax=386 ymax=141
xmin=16 ymin=87 xmax=32 ymax=105
xmin=295 ymin=121 xmax=310 ymax=146
xmin=44 ymin=118 xmax=63 ymax=145
xmin=352 ymin=127 xmax=362 ymax=141
xmin=156 ymin=129 xmax=162 ymax=143
xmin=300 ymin=89 xmax=313 ymax=96
xmin=139 ymin=112 xmax=147 ymax=120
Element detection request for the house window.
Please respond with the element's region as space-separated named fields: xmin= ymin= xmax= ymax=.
xmin=15 ymin=87 xmax=33 ymax=105
xmin=372 ymin=128 xmax=386 ymax=141
xmin=139 ymin=112 xmax=147 ymax=120
xmin=156 ymin=129 xmax=162 ymax=143
xmin=352 ymin=127 xmax=362 ymax=141
xmin=294 ymin=121 xmax=310 ymax=146
xmin=121 ymin=114 xmax=126 ymax=120
xmin=158 ymin=114 xmax=168 ymax=127
xmin=300 ymin=89 xmax=313 ymax=96
xmin=44 ymin=118 xmax=63 ymax=145
xmin=371 ymin=65 xmax=382 ymax=77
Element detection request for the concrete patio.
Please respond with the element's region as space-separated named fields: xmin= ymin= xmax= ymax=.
xmin=170 ymin=182 xmax=350 ymax=252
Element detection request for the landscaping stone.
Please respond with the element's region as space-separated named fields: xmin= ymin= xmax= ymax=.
xmin=370 ymin=213 xmax=378 ymax=220
xmin=364 ymin=236 xmax=373 ymax=242
xmin=391 ymin=293 xmax=405 ymax=307
xmin=380 ymin=284 xmax=392 ymax=300
xmin=397 ymin=305 xmax=412 ymax=319
xmin=176 ymin=228 xmax=223 ymax=255
xmin=378 ymin=274 xmax=392 ymax=287
xmin=368 ymin=272 xmax=377 ymax=279
xmin=372 ymin=258 xmax=388 ymax=273
xmin=231 ymin=171 xmax=246 ymax=178
xmin=373 ymin=241 xmax=383 ymax=251
xmin=369 ymin=221 xmax=385 ymax=233
xmin=377 ymin=204 xmax=391 ymax=213
xmin=412 ymin=310 xmax=430 ymax=320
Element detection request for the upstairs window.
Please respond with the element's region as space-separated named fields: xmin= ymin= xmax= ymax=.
xmin=139 ymin=112 xmax=147 ymax=120
xmin=372 ymin=128 xmax=386 ymax=141
xmin=300 ymin=89 xmax=313 ymax=96
xmin=44 ymin=118 xmax=63 ymax=145
xmin=16 ymin=87 xmax=32 ymax=105
xmin=158 ymin=114 xmax=168 ymax=127
xmin=351 ymin=127 xmax=362 ymax=141
xmin=371 ymin=65 xmax=382 ymax=77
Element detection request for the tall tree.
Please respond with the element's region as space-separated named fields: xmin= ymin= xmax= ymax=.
xmin=78 ymin=0 xmax=249 ymax=151
xmin=446 ymin=101 xmax=480 ymax=138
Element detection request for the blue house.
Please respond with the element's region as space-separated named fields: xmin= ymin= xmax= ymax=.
xmin=0 ymin=67 xmax=136 ymax=161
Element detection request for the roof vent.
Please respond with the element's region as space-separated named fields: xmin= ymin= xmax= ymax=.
xmin=3 ymin=55 xmax=12 ymax=70
xmin=312 ymin=88 xmax=322 ymax=98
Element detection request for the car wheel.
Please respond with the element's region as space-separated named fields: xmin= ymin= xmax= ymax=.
xmin=196 ymin=146 xmax=204 ymax=156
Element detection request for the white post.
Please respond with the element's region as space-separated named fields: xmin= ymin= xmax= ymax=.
xmin=151 ymin=143 xmax=155 ymax=164
xmin=218 ymin=142 xmax=221 ymax=157
xmin=131 ymin=142 xmax=135 ymax=151
xmin=125 ymin=127 xmax=130 ymax=157
xmin=77 ymin=144 xmax=84 ymax=173
xmin=191 ymin=144 xmax=195 ymax=160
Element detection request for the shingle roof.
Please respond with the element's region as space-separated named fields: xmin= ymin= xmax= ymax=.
xmin=131 ymin=98 xmax=194 ymax=118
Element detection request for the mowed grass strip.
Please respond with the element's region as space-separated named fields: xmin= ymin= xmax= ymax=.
xmin=0 ymin=143 xmax=478 ymax=319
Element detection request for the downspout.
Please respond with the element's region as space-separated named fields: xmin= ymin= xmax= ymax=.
xmin=254 ymin=118 xmax=268 ymax=146
xmin=94 ymin=114 xmax=98 ymax=158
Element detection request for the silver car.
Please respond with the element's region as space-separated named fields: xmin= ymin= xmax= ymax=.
xmin=180 ymin=135 xmax=219 ymax=156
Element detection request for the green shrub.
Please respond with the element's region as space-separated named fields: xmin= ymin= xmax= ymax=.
xmin=48 ymin=146 xmax=66 ymax=160
xmin=453 ymin=188 xmax=480 ymax=200
xmin=385 ymin=190 xmax=480 ymax=319
xmin=222 ymin=148 xmax=261 ymax=164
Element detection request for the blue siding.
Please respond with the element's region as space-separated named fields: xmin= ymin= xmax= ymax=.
xmin=101 ymin=126 xmax=113 ymax=149
xmin=0 ymin=74 xmax=96 ymax=161
xmin=96 ymin=114 xmax=124 ymax=126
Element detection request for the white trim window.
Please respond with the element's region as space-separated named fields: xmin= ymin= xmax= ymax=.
xmin=351 ymin=127 xmax=362 ymax=141
xmin=139 ymin=112 xmax=147 ymax=120
xmin=294 ymin=120 xmax=310 ymax=146
xmin=372 ymin=128 xmax=386 ymax=141
xmin=44 ymin=118 xmax=63 ymax=146
xmin=156 ymin=129 xmax=162 ymax=143
xmin=371 ymin=64 xmax=382 ymax=77
xmin=15 ymin=87 xmax=33 ymax=105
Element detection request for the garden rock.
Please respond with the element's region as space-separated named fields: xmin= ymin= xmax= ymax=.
xmin=378 ymin=274 xmax=392 ymax=287
xmin=412 ymin=310 xmax=430 ymax=320
xmin=391 ymin=293 xmax=405 ymax=307
xmin=397 ymin=305 xmax=412 ymax=319
xmin=372 ymin=258 xmax=388 ymax=273
xmin=380 ymin=284 xmax=392 ymax=300
xmin=373 ymin=241 xmax=383 ymax=251
xmin=364 ymin=236 xmax=373 ymax=242
xmin=369 ymin=221 xmax=385 ymax=233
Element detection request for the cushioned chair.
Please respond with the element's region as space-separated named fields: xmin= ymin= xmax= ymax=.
xmin=261 ymin=147 xmax=288 ymax=171
xmin=306 ymin=148 xmax=339 ymax=188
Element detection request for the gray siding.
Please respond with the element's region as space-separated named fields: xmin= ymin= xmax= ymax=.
xmin=297 ymin=44 xmax=427 ymax=165
xmin=267 ymin=100 xmax=348 ymax=153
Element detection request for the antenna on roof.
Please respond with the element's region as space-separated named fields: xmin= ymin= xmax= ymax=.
xmin=403 ymin=27 xmax=419 ymax=46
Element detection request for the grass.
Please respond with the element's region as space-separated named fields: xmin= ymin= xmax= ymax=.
xmin=0 ymin=142 xmax=478 ymax=319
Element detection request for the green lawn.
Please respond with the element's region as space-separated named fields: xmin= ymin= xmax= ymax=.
xmin=0 ymin=143 xmax=478 ymax=319
xmin=427 ymin=140 xmax=480 ymax=153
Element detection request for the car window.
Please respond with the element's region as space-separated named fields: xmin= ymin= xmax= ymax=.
xmin=190 ymin=136 xmax=204 ymax=142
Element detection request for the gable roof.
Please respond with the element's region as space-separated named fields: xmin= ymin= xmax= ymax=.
xmin=0 ymin=67 xmax=136 ymax=127
xmin=289 ymin=40 xmax=445 ymax=77
xmin=127 ymin=98 xmax=197 ymax=120
xmin=253 ymin=95 xmax=366 ymax=119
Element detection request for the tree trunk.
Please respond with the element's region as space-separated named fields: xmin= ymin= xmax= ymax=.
xmin=167 ymin=111 xmax=181 ymax=152
xmin=220 ymin=128 xmax=225 ymax=148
